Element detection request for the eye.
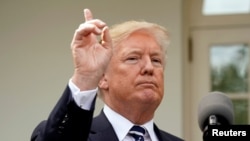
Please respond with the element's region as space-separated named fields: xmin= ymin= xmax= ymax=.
xmin=152 ymin=58 xmax=161 ymax=63
xmin=152 ymin=58 xmax=163 ymax=66
xmin=125 ymin=56 xmax=139 ymax=64
xmin=128 ymin=57 xmax=138 ymax=60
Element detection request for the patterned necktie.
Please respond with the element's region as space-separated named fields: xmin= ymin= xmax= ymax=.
xmin=128 ymin=125 xmax=146 ymax=141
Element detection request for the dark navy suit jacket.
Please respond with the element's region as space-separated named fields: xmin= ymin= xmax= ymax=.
xmin=31 ymin=86 xmax=184 ymax=141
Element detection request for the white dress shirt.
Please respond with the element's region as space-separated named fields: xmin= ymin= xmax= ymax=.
xmin=68 ymin=79 xmax=159 ymax=141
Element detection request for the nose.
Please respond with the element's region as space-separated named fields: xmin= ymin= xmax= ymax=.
xmin=140 ymin=57 xmax=154 ymax=75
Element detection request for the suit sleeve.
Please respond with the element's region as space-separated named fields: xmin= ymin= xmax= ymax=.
xmin=31 ymin=85 xmax=96 ymax=141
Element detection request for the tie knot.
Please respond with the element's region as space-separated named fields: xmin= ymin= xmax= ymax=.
xmin=129 ymin=125 xmax=146 ymax=135
xmin=129 ymin=125 xmax=146 ymax=141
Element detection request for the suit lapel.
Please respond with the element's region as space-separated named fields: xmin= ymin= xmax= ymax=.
xmin=88 ymin=110 xmax=119 ymax=141
xmin=154 ymin=124 xmax=164 ymax=141
xmin=154 ymin=124 xmax=183 ymax=141
xmin=88 ymin=110 xmax=179 ymax=141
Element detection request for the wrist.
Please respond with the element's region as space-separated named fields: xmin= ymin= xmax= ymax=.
xmin=71 ymin=73 xmax=99 ymax=91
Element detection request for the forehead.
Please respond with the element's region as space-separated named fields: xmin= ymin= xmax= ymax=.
xmin=116 ymin=31 xmax=163 ymax=52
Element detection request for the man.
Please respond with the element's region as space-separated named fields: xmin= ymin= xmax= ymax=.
xmin=31 ymin=8 xmax=184 ymax=141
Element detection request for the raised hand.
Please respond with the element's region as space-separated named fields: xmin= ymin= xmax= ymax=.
xmin=71 ymin=9 xmax=112 ymax=90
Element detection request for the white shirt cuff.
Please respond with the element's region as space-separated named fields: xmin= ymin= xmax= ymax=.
xmin=68 ymin=79 xmax=98 ymax=110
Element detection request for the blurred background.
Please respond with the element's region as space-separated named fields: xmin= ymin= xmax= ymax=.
xmin=1 ymin=0 xmax=250 ymax=141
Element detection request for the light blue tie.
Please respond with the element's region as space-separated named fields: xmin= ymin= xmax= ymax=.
xmin=129 ymin=125 xmax=146 ymax=141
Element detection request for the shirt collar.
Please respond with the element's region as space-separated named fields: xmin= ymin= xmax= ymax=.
xmin=103 ymin=104 xmax=158 ymax=141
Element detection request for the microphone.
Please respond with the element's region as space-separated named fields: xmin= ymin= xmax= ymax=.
xmin=197 ymin=91 xmax=234 ymax=140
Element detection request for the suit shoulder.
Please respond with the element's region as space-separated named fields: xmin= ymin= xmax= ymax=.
xmin=158 ymin=129 xmax=185 ymax=141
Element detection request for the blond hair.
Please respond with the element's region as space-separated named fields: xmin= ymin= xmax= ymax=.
xmin=109 ymin=20 xmax=170 ymax=63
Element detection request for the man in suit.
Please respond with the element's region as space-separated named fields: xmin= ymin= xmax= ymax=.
xmin=31 ymin=8 xmax=184 ymax=141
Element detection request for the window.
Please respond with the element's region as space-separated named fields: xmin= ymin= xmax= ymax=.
xmin=202 ymin=0 xmax=250 ymax=15
xmin=210 ymin=44 xmax=250 ymax=124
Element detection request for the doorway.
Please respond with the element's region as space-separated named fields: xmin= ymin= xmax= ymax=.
xmin=184 ymin=0 xmax=250 ymax=141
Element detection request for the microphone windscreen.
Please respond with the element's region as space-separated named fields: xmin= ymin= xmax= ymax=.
xmin=197 ymin=91 xmax=234 ymax=131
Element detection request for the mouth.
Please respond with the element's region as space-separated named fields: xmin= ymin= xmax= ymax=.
xmin=137 ymin=81 xmax=157 ymax=88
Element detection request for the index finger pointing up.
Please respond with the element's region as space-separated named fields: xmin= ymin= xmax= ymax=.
xmin=84 ymin=8 xmax=93 ymax=21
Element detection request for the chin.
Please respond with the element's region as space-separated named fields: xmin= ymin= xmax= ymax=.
xmin=134 ymin=89 xmax=161 ymax=102
xmin=140 ymin=92 xmax=159 ymax=103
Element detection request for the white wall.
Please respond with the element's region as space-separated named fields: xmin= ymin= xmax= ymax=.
xmin=0 ymin=0 xmax=183 ymax=140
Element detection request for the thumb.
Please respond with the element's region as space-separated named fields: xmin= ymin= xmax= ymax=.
xmin=101 ymin=26 xmax=112 ymax=49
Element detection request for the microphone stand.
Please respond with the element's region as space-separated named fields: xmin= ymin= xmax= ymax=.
xmin=203 ymin=115 xmax=217 ymax=141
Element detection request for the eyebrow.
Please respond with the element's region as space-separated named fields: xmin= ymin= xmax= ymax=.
xmin=122 ymin=48 xmax=164 ymax=58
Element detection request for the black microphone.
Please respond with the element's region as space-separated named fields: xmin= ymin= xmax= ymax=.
xmin=197 ymin=91 xmax=234 ymax=141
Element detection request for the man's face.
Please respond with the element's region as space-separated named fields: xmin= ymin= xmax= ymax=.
xmin=102 ymin=31 xmax=165 ymax=112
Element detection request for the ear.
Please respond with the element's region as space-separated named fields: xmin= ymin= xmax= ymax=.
xmin=98 ymin=74 xmax=109 ymax=90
